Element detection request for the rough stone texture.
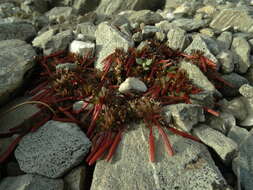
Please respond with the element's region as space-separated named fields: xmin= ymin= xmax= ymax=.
xmin=179 ymin=61 xmax=218 ymax=96
xmin=91 ymin=123 xmax=229 ymax=190
xmin=193 ymin=124 xmax=238 ymax=165
xmin=232 ymin=128 xmax=253 ymax=190
xmin=46 ymin=6 xmax=75 ymax=23
xmin=189 ymin=91 xmax=214 ymax=108
xmin=76 ymin=22 xmax=96 ymax=41
xmin=217 ymin=31 xmax=233 ymax=50
xmin=210 ymin=8 xmax=253 ymax=33
xmin=15 ymin=120 xmax=91 ymax=178
xmin=167 ymin=27 xmax=188 ymax=51
xmin=95 ymin=0 xmax=164 ymax=16
xmin=184 ymin=35 xmax=218 ymax=64
xmin=155 ymin=20 xmax=176 ymax=33
xmin=163 ymin=103 xmax=205 ymax=132
xmin=69 ymin=40 xmax=95 ymax=57
xmin=57 ymin=0 xmax=99 ymax=14
xmin=0 ymin=174 xmax=64 ymax=190
xmin=64 ymin=166 xmax=86 ymax=190
xmin=239 ymin=97 xmax=253 ymax=128
xmin=217 ymin=50 xmax=234 ymax=74
xmin=127 ymin=10 xmax=164 ymax=25
xmin=21 ymin=0 xmax=49 ymax=14
xmin=119 ymin=77 xmax=147 ymax=94
xmin=0 ymin=40 xmax=36 ymax=105
xmin=0 ymin=22 xmax=36 ymax=41
xmin=239 ymin=84 xmax=253 ymax=98
xmin=198 ymin=34 xmax=220 ymax=56
xmin=199 ymin=28 xmax=215 ymax=38
xmin=141 ymin=25 xmax=159 ymax=39
xmin=231 ymin=36 xmax=251 ymax=74
xmin=95 ymin=22 xmax=134 ymax=70
xmin=227 ymin=125 xmax=249 ymax=146
xmin=219 ymin=73 xmax=249 ymax=97
xmin=171 ymin=18 xmax=209 ymax=32
xmin=32 ymin=29 xmax=74 ymax=55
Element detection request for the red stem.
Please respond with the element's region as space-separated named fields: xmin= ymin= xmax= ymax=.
xmin=106 ymin=130 xmax=123 ymax=161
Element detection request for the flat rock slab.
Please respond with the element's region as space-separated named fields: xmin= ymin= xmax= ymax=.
xmin=0 ymin=39 xmax=36 ymax=105
xmin=0 ymin=174 xmax=64 ymax=190
xmin=91 ymin=123 xmax=229 ymax=190
xmin=15 ymin=120 xmax=91 ymax=178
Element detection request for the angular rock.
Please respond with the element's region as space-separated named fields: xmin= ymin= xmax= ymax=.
xmin=0 ymin=174 xmax=64 ymax=190
xmin=210 ymin=8 xmax=253 ymax=33
xmin=193 ymin=124 xmax=238 ymax=164
xmin=163 ymin=103 xmax=205 ymax=132
xmin=69 ymin=40 xmax=95 ymax=57
xmin=64 ymin=166 xmax=86 ymax=190
xmin=132 ymin=31 xmax=143 ymax=42
xmin=95 ymin=0 xmax=164 ymax=16
xmin=127 ymin=10 xmax=164 ymax=25
xmin=171 ymin=18 xmax=209 ymax=32
xmin=119 ymin=77 xmax=147 ymax=94
xmin=95 ymin=22 xmax=134 ymax=70
xmin=141 ymin=25 xmax=159 ymax=39
xmin=0 ymin=21 xmax=36 ymax=41
xmin=61 ymin=0 xmax=99 ymax=14
xmin=239 ymin=84 xmax=253 ymax=98
xmin=33 ymin=29 xmax=74 ymax=55
xmin=155 ymin=20 xmax=176 ymax=33
xmin=239 ymin=97 xmax=253 ymax=128
xmin=21 ymin=0 xmax=49 ymax=14
xmin=189 ymin=91 xmax=215 ymax=108
xmin=199 ymin=28 xmax=215 ymax=37
xmin=232 ymin=129 xmax=253 ymax=190
xmin=76 ymin=22 xmax=96 ymax=41
xmin=217 ymin=31 xmax=233 ymax=50
xmin=231 ymin=36 xmax=251 ymax=74
xmin=219 ymin=73 xmax=249 ymax=97
xmin=15 ymin=120 xmax=91 ymax=178
xmin=0 ymin=40 xmax=36 ymax=105
xmin=227 ymin=125 xmax=249 ymax=146
xmin=46 ymin=6 xmax=75 ymax=23
xmin=91 ymin=123 xmax=229 ymax=190
xmin=217 ymin=50 xmax=234 ymax=74
xmin=184 ymin=35 xmax=218 ymax=64
xmin=206 ymin=111 xmax=236 ymax=135
xmin=167 ymin=27 xmax=188 ymax=51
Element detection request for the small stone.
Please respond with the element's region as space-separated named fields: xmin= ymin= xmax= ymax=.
xmin=173 ymin=3 xmax=191 ymax=16
xmin=193 ymin=124 xmax=238 ymax=165
xmin=167 ymin=27 xmax=188 ymax=51
xmin=217 ymin=50 xmax=234 ymax=73
xmin=46 ymin=7 xmax=75 ymax=23
xmin=132 ymin=32 xmax=143 ymax=42
xmin=171 ymin=18 xmax=209 ymax=32
xmin=141 ymin=25 xmax=159 ymax=39
xmin=217 ymin=31 xmax=233 ymax=50
xmin=189 ymin=91 xmax=214 ymax=108
xmin=239 ymin=84 xmax=253 ymax=98
xmin=239 ymin=98 xmax=253 ymax=128
xmin=227 ymin=125 xmax=249 ymax=146
xmin=69 ymin=40 xmax=95 ymax=57
xmin=15 ymin=120 xmax=91 ymax=178
xmin=199 ymin=28 xmax=215 ymax=37
xmin=127 ymin=10 xmax=163 ymax=25
xmin=155 ymin=31 xmax=165 ymax=41
xmin=163 ymin=103 xmax=205 ymax=132
xmin=155 ymin=20 xmax=175 ymax=33
xmin=56 ymin=63 xmax=78 ymax=71
xmin=196 ymin=5 xmax=216 ymax=16
xmin=119 ymin=77 xmax=147 ymax=94
xmin=64 ymin=166 xmax=86 ymax=190
xmin=0 ymin=174 xmax=64 ymax=190
xmin=76 ymin=22 xmax=96 ymax=42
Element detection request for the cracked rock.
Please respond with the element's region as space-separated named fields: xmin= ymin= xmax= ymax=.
xmin=119 ymin=77 xmax=147 ymax=94
xmin=15 ymin=120 xmax=91 ymax=178
xmin=167 ymin=27 xmax=188 ymax=51
xmin=217 ymin=50 xmax=234 ymax=74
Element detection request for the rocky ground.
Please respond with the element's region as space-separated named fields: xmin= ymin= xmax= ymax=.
xmin=1 ymin=0 xmax=253 ymax=189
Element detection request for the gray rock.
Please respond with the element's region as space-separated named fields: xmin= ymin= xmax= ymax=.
xmin=95 ymin=22 xmax=134 ymax=70
xmin=0 ymin=40 xmax=36 ymax=105
xmin=179 ymin=61 xmax=218 ymax=96
xmin=239 ymin=97 xmax=253 ymax=128
xmin=15 ymin=120 xmax=91 ymax=178
xmin=33 ymin=29 xmax=74 ymax=55
xmin=239 ymin=84 xmax=253 ymax=98
xmin=155 ymin=31 xmax=166 ymax=41
xmin=232 ymin=129 xmax=253 ymax=190
xmin=0 ymin=21 xmax=36 ymax=41
xmin=227 ymin=125 xmax=249 ymax=146
xmin=210 ymin=8 xmax=253 ymax=33
xmin=206 ymin=111 xmax=236 ymax=135
xmin=61 ymin=0 xmax=99 ymax=14
xmin=217 ymin=31 xmax=233 ymax=50
xmin=199 ymin=34 xmax=220 ymax=56
xmin=69 ymin=40 xmax=95 ymax=57
xmin=163 ymin=103 xmax=205 ymax=132
xmin=171 ymin=18 xmax=209 ymax=32
xmin=167 ymin=27 xmax=188 ymax=51
xmin=189 ymin=91 xmax=215 ymax=108
xmin=95 ymin=0 xmax=164 ymax=16
xmin=46 ymin=6 xmax=75 ymax=24
xmin=142 ymin=25 xmax=159 ymax=39
xmin=76 ymin=22 xmax=96 ymax=41
xmin=0 ymin=174 xmax=64 ymax=190
xmin=21 ymin=0 xmax=49 ymax=14
xmin=64 ymin=166 xmax=86 ymax=190
xmin=231 ymin=36 xmax=251 ymax=74
xmin=119 ymin=77 xmax=147 ymax=94
xmin=111 ymin=15 xmax=131 ymax=27
xmin=193 ymin=124 xmax=238 ymax=164
xmin=56 ymin=63 xmax=78 ymax=71
xmin=217 ymin=50 xmax=234 ymax=73
xmin=127 ymin=10 xmax=164 ymax=25
xmin=244 ymin=65 xmax=253 ymax=86
xmin=91 ymin=123 xmax=229 ymax=190
xmin=219 ymin=73 xmax=249 ymax=97
xmin=184 ymin=35 xmax=218 ymax=64
xmin=132 ymin=32 xmax=143 ymax=42
xmin=220 ymin=97 xmax=247 ymax=122
xmin=119 ymin=23 xmax=132 ymax=37
xmin=155 ymin=20 xmax=177 ymax=33
xmin=199 ymin=28 xmax=215 ymax=38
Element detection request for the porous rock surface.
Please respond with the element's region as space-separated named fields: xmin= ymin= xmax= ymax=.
xmin=15 ymin=120 xmax=91 ymax=178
